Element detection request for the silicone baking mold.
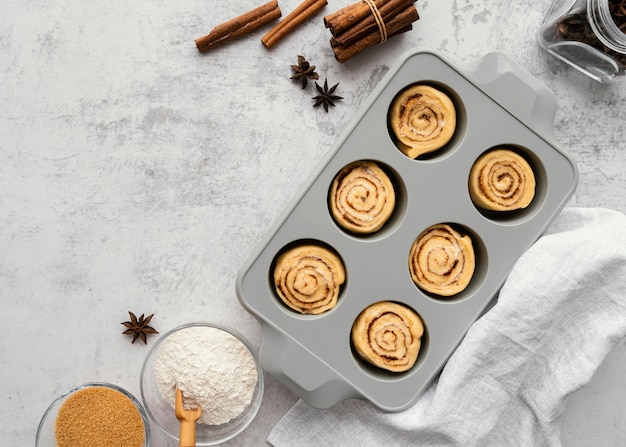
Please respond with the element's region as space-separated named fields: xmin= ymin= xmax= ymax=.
xmin=236 ymin=50 xmax=578 ymax=412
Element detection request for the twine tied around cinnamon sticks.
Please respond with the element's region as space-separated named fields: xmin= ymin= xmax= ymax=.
xmin=324 ymin=0 xmax=419 ymax=62
xmin=362 ymin=0 xmax=388 ymax=43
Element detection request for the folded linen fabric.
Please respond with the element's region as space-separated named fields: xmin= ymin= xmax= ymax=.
xmin=268 ymin=207 xmax=626 ymax=447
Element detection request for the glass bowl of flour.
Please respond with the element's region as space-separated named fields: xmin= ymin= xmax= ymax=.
xmin=140 ymin=322 xmax=264 ymax=445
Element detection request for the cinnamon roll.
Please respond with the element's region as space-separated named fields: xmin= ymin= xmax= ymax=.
xmin=409 ymin=224 xmax=475 ymax=296
xmin=469 ymin=149 xmax=536 ymax=211
xmin=352 ymin=301 xmax=424 ymax=373
xmin=274 ymin=245 xmax=345 ymax=314
xmin=389 ymin=84 xmax=456 ymax=158
xmin=329 ymin=161 xmax=395 ymax=234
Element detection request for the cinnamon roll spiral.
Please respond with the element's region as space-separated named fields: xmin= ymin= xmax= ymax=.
xmin=409 ymin=224 xmax=475 ymax=296
xmin=274 ymin=245 xmax=346 ymax=314
xmin=469 ymin=149 xmax=536 ymax=211
xmin=352 ymin=301 xmax=424 ymax=372
xmin=329 ymin=161 xmax=395 ymax=234
xmin=390 ymin=84 xmax=456 ymax=158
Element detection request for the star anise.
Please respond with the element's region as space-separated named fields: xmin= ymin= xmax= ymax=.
xmin=121 ymin=311 xmax=159 ymax=344
xmin=290 ymin=55 xmax=319 ymax=89
xmin=312 ymin=79 xmax=343 ymax=112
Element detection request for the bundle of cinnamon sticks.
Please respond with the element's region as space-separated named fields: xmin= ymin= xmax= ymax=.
xmin=324 ymin=0 xmax=419 ymax=62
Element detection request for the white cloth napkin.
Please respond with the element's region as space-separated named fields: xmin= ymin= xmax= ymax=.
xmin=268 ymin=207 xmax=626 ymax=447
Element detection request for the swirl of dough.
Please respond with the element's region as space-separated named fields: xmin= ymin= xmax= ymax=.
xmin=390 ymin=84 xmax=456 ymax=158
xmin=352 ymin=301 xmax=424 ymax=372
xmin=409 ymin=224 xmax=475 ymax=296
xmin=469 ymin=149 xmax=536 ymax=211
xmin=274 ymin=245 xmax=346 ymax=314
xmin=329 ymin=161 xmax=395 ymax=234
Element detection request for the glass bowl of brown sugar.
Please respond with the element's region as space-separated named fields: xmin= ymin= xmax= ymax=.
xmin=36 ymin=382 xmax=150 ymax=447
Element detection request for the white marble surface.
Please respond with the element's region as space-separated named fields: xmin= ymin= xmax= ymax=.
xmin=2 ymin=0 xmax=626 ymax=445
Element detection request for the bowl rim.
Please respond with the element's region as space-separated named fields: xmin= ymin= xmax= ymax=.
xmin=139 ymin=321 xmax=264 ymax=446
xmin=36 ymin=381 xmax=151 ymax=447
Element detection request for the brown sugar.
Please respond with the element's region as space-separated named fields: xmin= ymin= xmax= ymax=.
xmin=55 ymin=386 xmax=145 ymax=447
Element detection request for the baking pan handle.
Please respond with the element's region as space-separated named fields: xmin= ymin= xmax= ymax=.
xmin=458 ymin=52 xmax=559 ymax=138
xmin=258 ymin=322 xmax=358 ymax=409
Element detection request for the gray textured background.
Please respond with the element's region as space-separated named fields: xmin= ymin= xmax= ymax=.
xmin=2 ymin=0 xmax=625 ymax=445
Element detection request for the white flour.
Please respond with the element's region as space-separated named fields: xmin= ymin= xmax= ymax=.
xmin=155 ymin=326 xmax=258 ymax=426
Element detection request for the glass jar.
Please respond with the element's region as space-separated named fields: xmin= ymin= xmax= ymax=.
xmin=539 ymin=0 xmax=626 ymax=82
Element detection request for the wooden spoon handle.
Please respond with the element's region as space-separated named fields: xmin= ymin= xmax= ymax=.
xmin=179 ymin=418 xmax=197 ymax=447
xmin=175 ymin=388 xmax=201 ymax=447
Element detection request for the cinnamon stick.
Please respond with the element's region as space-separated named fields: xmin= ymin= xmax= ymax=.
xmin=334 ymin=0 xmax=416 ymax=47
xmin=324 ymin=0 xmax=393 ymax=36
xmin=195 ymin=0 xmax=281 ymax=52
xmin=330 ymin=6 xmax=419 ymax=62
xmin=261 ymin=0 xmax=328 ymax=49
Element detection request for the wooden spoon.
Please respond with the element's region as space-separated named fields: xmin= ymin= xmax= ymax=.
xmin=175 ymin=387 xmax=202 ymax=447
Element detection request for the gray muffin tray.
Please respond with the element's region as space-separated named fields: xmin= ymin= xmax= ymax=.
xmin=236 ymin=50 xmax=578 ymax=412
